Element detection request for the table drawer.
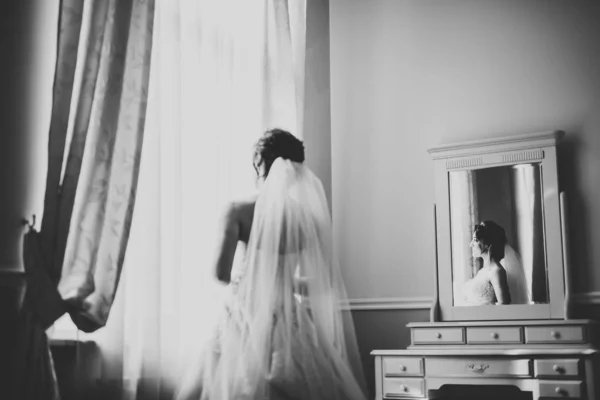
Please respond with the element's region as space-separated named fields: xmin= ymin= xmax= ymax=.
xmin=383 ymin=357 xmax=424 ymax=377
xmin=425 ymin=358 xmax=531 ymax=378
xmin=535 ymin=359 xmax=581 ymax=378
xmin=412 ymin=327 xmax=465 ymax=344
xmin=382 ymin=377 xmax=425 ymax=398
xmin=539 ymin=380 xmax=582 ymax=398
xmin=525 ymin=326 xmax=585 ymax=344
xmin=466 ymin=326 xmax=523 ymax=344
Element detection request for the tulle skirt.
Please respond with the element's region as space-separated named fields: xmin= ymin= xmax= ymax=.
xmin=175 ymin=288 xmax=365 ymax=400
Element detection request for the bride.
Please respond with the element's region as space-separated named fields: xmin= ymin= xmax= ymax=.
xmin=175 ymin=129 xmax=368 ymax=400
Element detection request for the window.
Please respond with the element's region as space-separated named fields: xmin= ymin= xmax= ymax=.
xmin=47 ymin=314 xmax=79 ymax=343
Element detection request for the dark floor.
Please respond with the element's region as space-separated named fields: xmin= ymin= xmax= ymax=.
xmin=433 ymin=384 xmax=533 ymax=400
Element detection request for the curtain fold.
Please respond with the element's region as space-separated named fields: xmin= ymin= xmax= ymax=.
xmin=449 ymin=170 xmax=478 ymax=306
xmin=41 ymin=1 xmax=85 ymax=283
xmin=16 ymin=0 xmax=155 ymax=398
xmin=511 ymin=163 xmax=546 ymax=303
xmin=262 ymin=0 xmax=304 ymax=135
xmin=72 ymin=1 xmax=308 ymax=398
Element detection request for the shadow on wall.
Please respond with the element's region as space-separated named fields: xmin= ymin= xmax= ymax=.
xmin=558 ymin=102 xmax=600 ymax=296
xmin=352 ymin=309 xmax=429 ymax=398
xmin=558 ymin=133 xmax=589 ymax=294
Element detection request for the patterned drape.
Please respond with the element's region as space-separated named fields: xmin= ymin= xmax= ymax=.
xmin=56 ymin=0 xmax=155 ymax=332
xmin=14 ymin=0 xmax=155 ymax=398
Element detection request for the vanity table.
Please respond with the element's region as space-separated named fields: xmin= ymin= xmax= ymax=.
xmin=373 ymin=319 xmax=598 ymax=399
xmin=372 ymin=131 xmax=599 ymax=399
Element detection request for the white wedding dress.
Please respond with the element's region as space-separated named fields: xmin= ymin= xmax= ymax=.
xmin=462 ymin=244 xmax=530 ymax=306
xmin=176 ymin=158 xmax=368 ymax=400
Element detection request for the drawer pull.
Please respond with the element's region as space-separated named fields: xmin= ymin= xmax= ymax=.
xmin=551 ymin=330 xmax=560 ymax=339
xmin=491 ymin=332 xmax=499 ymax=339
xmin=466 ymin=363 xmax=490 ymax=374
xmin=553 ymin=365 xmax=563 ymax=373
xmin=539 ymin=380 xmax=582 ymax=397
xmin=436 ymin=332 xmax=442 ymax=339
xmin=555 ymin=386 xmax=563 ymax=395
xmin=399 ymin=384 xmax=408 ymax=392
xmin=399 ymin=365 xmax=406 ymax=372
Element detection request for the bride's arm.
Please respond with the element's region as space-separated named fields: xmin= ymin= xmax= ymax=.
xmin=213 ymin=202 xmax=239 ymax=284
xmin=490 ymin=266 xmax=511 ymax=305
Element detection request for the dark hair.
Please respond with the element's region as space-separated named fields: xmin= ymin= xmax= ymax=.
xmin=253 ymin=128 xmax=305 ymax=178
xmin=474 ymin=220 xmax=507 ymax=261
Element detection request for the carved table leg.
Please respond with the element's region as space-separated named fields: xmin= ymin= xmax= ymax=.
xmin=531 ymin=381 xmax=540 ymax=400
xmin=374 ymin=356 xmax=382 ymax=400
xmin=585 ymin=357 xmax=596 ymax=400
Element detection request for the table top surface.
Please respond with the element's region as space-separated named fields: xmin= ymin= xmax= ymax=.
xmin=371 ymin=347 xmax=598 ymax=356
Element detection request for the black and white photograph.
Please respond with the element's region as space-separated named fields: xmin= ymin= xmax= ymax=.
xmin=2 ymin=1 xmax=600 ymax=399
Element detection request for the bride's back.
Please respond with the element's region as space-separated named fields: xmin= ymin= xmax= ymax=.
xmin=232 ymin=196 xmax=257 ymax=244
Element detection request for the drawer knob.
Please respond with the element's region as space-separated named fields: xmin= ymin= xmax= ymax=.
xmin=436 ymin=332 xmax=442 ymax=339
xmin=490 ymin=332 xmax=499 ymax=339
xmin=553 ymin=365 xmax=563 ymax=373
xmin=399 ymin=384 xmax=408 ymax=392
xmin=551 ymin=330 xmax=561 ymax=339
xmin=555 ymin=387 xmax=563 ymax=395
xmin=399 ymin=365 xmax=407 ymax=372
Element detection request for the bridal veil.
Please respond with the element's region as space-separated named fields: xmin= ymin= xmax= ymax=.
xmin=178 ymin=158 xmax=368 ymax=400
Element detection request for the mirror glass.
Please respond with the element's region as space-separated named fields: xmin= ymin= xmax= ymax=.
xmin=449 ymin=163 xmax=549 ymax=306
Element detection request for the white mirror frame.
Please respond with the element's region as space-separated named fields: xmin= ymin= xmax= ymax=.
xmin=429 ymin=131 xmax=567 ymax=321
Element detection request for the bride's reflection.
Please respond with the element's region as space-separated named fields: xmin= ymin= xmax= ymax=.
xmin=462 ymin=221 xmax=530 ymax=306
xmin=450 ymin=163 xmax=549 ymax=307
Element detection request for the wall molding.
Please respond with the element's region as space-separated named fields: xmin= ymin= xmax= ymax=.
xmin=344 ymin=292 xmax=600 ymax=311
xmin=344 ymin=297 xmax=433 ymax=311
xmin=573 ymin=291 xmax=600 ymax=305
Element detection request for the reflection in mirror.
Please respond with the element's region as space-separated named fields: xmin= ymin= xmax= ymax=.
xmin=449 ymin=163 xmax=549 ymax=306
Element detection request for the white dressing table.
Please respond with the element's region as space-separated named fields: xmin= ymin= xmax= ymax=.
xmin=371 ymin=132 xmax=599 ymax=399
xmin=373 ymin=319 xmax=598 ymax=399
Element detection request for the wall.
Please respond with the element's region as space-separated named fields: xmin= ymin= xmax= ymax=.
xmin=0 ymin=0 xmax=58 ymax=396
xmin=303 ymin=0 xmax=333 ymax=207
xmin=0 ymin=0 xmax=57 ymax=272
xmin=330 ymin=0 xmax=600 ymax=396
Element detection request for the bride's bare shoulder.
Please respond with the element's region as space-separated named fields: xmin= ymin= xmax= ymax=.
xmin=489 ymin=264 xmax=508 ymax=279
xmin=230 ymin=195 xmax=257 ymax=211
xmin=227 ymin=195 xmax=257 ymax=223
xmin=218 ymin=195 xmax=255 ymax=223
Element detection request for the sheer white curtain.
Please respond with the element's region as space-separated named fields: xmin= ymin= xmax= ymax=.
xmin=511 ymin=163 xmax=544 ymax=304
xmin=449 ymin=171 xmax=479 ymax=306
xmin=72 ymin=1 xmax=306 ymax=399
